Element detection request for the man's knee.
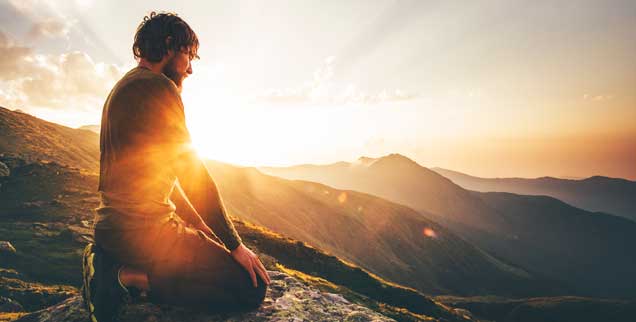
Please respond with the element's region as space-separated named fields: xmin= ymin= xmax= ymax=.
xmin=239 ymin=275 xmax=268 ymax=309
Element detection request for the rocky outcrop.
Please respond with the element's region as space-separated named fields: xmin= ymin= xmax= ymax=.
xmin=0 ymin=296 xmax=24 ymax=312
xmin=15 ymin=270 xmax=395 ymax=322
xmin=0 ymin=242 xmax=16 ymax=255
xmin=0 ymin=272 xmax=77 ymax=312
xmin=0 ymin=161 xmax=9 ymax=177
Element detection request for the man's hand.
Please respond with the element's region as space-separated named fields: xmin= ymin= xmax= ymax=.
xmin=230 ymin=244 xmax=271 ymax=288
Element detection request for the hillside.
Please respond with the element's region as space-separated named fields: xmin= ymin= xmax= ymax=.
xmin=0 ymin=108 xmax=474 ymax=321
xmin=261 ymin=154 xmax=636 ymax=298
xmin=432 ymin=167 xmax=636 ymax=222
xmin=205 ymin=160 xmax=556 ymax=297
xmin=0 ymin=107 xmax=551 ymax=298
xmin=261 ymin=155 xmax=510 ymax=235
xmin=3 ymin=107 xmax=635 ymax=321
xmin=436 ymin=295 xmax=636 ymax=322
xmin=0 ymin=156 xmax=476 ymax=321
xmin=0 ymin=107 xmax=99 ymax=172
xmin=474 ymin=192 xmax=636 ymax=298
xmin=76 ymin=124 xmax=100 ymax=134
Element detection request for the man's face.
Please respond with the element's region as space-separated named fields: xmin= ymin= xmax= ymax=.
xmin=163 ymin=46 xmax=195 ymax=91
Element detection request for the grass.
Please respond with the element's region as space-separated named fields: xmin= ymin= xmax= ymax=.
xmin=234 ymin=218 xmax=470 ymax=322
xmin=0 ymin=312 xmax=28 ymax=322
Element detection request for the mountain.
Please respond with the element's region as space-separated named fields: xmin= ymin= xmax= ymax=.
xmin=473 ymin=192 xmax=636 ymax=298
xmin=204 ymin=160 xmax=556 ymax=297
xmin=77 ymin=124 xmax=100 ymax=134
xmin=436 ymin=295 xmax=636 ymax=322
xmin=432 ymin=167 xmax=636 ymax=222
xmin=0 ymin=106 xmax=99 ymax=172
xmin=3 ymin=107 xmax=635 ymax=320
xmin=261 ymin=154 xmax=508 ymax=235
xmin=261 ymin=154 xmax=636 ymax=298
xmin=0 ymin=107 xmax=475 ymax=321
xmin=0 ymin=106 xmax=549 ymax=298
xmin=0 ymin=156 xmax=474 ymax=322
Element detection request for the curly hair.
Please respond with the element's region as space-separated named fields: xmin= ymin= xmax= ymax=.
xmin=132 ymin=11 xmax=199 ymax=62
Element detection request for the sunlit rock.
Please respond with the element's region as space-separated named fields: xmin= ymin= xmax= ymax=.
xmin=15 ymin=270 xmax=395 ymax=322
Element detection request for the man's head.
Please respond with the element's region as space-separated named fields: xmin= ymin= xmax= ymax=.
xmin=133 ymin=12 xmax=199 ymax=89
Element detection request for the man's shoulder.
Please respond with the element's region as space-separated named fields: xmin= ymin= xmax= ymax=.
xmin=114 ymin=67 xmax=178 ymax=97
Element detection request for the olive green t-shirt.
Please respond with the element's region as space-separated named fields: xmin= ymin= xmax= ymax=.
xmin=94 ymin=66 xmax=241 ymax=250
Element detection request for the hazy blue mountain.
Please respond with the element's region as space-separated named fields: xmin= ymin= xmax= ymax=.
xmin=433 ymin=167 xmax=636 ymax=222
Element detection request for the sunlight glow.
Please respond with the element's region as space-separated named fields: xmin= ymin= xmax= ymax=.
xmin=423 ymin=227 xmax=437 ymax=239
xmin=338 ymin=192 xmax=348 ymax=204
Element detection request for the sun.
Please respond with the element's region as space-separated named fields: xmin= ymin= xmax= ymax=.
xmin=183 ymin=94 xmax=305 ymax=167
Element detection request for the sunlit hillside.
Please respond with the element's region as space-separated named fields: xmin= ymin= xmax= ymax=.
xmin=0 ymin=109 xmax=474 ymax=321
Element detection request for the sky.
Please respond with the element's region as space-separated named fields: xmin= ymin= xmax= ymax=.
xmin=1 ymin=0 xmax=635 ymax=179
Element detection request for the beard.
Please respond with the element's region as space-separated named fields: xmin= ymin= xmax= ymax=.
xmin=162 ymin=57 xmax=185 ymax=92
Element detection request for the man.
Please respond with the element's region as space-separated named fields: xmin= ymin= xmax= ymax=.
xmin=82 ymin=12 xmax=270 ymax=322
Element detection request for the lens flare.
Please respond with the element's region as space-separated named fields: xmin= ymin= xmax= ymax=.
xmin=423 ymin=227 xmax=437 ymax=238
xmin=338 ymin=192 xmax=347 ymax=204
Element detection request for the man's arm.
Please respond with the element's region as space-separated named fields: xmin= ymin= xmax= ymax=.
xmin=172 ymin=150 xmax=242 ymax=251
xmin=172 ymin=143 xmax=270 ymax=287
xmin=169 ymin=183 xmax=202 ymax=226
xmin=169 ymin=183 xmax=224 ymax=243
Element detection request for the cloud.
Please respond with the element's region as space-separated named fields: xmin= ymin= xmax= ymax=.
xmin=582 ymin=93 xmax=614 ymax=101
xmin=258 ymin=56 xmax=418 ymax=105
xmin=7 ymin=0 xmax=38 ymax=15
xmin=0 ymin=30 xmax=126 ymax=118
xmin=0 ymin=32 xmax=34 ymax=80
xmin=28 ymin=18 xmax=75 ymax=40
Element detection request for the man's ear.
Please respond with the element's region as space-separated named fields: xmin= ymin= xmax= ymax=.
xmin=165 ymin=36 xmax=174 ymax=56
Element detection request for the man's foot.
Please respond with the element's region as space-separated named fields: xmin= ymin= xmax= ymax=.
xmin=82 ymin=243 xmax=131 ymax=322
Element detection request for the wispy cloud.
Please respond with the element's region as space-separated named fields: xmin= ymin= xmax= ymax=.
xmin=258 ymin=56 xmax=418 ymax=105
xmin=28 ymin=18 xmax=76 ymax=40
xmin=582 ymin=93 xmax=615 ymax=101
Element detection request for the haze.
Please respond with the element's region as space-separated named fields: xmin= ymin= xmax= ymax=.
xmin=1 ymin=0 xmax=634 ymax=179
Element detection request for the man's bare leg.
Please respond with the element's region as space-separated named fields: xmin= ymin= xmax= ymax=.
xmin=119 ymin=266 xmax=150 ymax=291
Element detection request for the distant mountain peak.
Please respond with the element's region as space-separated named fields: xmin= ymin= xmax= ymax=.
xmin=356 ymin=156 xmax=377 ymax=166
xmin=356 ymin=153 xmax=417 ymax=167
xmin=381 ymin=153 xmax=414 ymax=162
xmin=77 ymin=124 xmax=100 ymax=134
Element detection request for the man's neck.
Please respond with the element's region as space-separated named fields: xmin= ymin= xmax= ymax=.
xmin=138 ymin=59 xmax=165 ymax=74
xmin=137 ymin=58 xmax=182 ymax=94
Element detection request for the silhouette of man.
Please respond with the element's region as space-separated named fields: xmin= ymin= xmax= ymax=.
xmin=82 ymin=12 xmax=270 ymax=322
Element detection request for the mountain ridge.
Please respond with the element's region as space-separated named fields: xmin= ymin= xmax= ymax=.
xmin=432 ymin=167 xmax=636 ymax=221
xmin=261 ymin=153 xmax=636 ymax=298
